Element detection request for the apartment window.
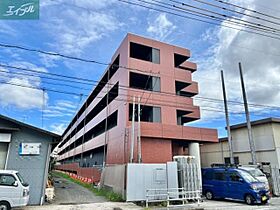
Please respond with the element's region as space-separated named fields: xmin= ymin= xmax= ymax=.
xmin=177 ymin=110 xmax=193 ymax=125
xmin=60 ymin=55 xmax=120 ymax=145
xmin=59 ymin=111 xmax=118 ymax=157
xmin=130 ymin=42 xmax=160 ymax=64
xmin=129 ymin=104 xmax=161 ymax=123
xmin=175 ymin=81 xmax=196 ymax=97
xmin=174 ymin=53 xmax=189 ymax=68
xmin=129 ymin=72 xmax=160 ymax=92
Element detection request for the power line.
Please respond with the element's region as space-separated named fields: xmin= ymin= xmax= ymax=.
xmin=3 ymin=78 xmax=277 ymax=116
xmin=2 ymin=62 xmax=280 ymax=112
xmin=211 ymin=0 xmax=280 ymax=21
xmin=0 ymin=72 xmax=93 ymax=91
xmin=141 ymin=0 xmax=280 ymax=37
xmin=118 ymin=0 xmax=280 ymax=41
xmin=0 ymin=80 xmax=88 ymax=97
xmin=41 ymin=0 xmax=280 ymax=58
xmin=169 ymin=0 xmax=280 ymax=34
xmin=184 ymin=0 xmax=280 ymax=26
xmin=0 ymin=45 xmax=155 ymax=76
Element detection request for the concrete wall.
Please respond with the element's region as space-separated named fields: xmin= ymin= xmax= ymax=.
xmin=101 ymin=164 xmax=126 ymax=198
xmin=272 ymin=124 xmax=280 ymax=167
xmin=231 ymin=123 xmax=275 ymax=152
xmin=0 ymin=142 xmax=8 ymax=169
xmin=2 ymin=122 xmax=54 ymax=205
xmin=200 ymin=141 xmax=229 ymax=167
xmin=201 ymin=122 xmax=280 ymax=167
xmin=56 ymin=163 xmax=102 ymax=183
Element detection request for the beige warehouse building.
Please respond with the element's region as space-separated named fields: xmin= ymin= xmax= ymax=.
xmin=200 ymin=118 xmax=280 ymax=168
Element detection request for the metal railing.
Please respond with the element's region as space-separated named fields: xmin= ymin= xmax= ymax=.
xmin=146 ymin=188 xmax=201 ymax=207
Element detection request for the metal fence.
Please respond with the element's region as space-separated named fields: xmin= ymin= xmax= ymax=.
xmin=146 ymin=188 xmax=201 ymax=207
xmin=270 ymin=165 xmax=280 ymax=196
xmin=145 ymin=156 xmax=201 ymax=207
xmin=175 ymin=156 xmax=202 ymax=198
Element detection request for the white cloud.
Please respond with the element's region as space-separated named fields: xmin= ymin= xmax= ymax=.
xmin=43 ymin=3 xmax=122 ymax=55
xmin=50 ymin=122 xmax=67 ymax=135
xmin=0 ymin=23 xmax=17 ymax=37
xmin=0 ymin=62 xmax=48 ymax=109
xmin=193 ymin=0 xmax=280 ymax=122
xmin=147 ymin=13 xmax=177 ymax=41
xmin=39 ymin=54 xmax=61 ymax=68
xmin=0 ymin=77 xmax=45 ymax=109
xmin=43 ymin=100 xmax=78 ymax=118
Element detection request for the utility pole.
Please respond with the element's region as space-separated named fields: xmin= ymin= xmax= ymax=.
xmin=137 ymin=96 xmax=142 ymax=163
xmin=239 ymin=62 xmax=257 ymax=165
xmin=103 ymin=69 xmax=110 ymax=168
xmin=221 ymin=70 xmax=234 ymax=164
xmin=130 ymin=96 xmax=136 ymax=163
xmin=42 ymin=88 xmax=45 ymax=129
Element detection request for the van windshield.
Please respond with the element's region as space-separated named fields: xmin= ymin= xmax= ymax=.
xmin=248 ymin=169 xmax=265 ymax=177
xmin=16 ymin=172 xmax=29 ymax=187
xmin=239 ymin=170 xmax=258 ymax=183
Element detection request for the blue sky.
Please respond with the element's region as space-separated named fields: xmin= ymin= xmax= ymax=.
xmin=0 ymin=0 xmax=280 ymax=137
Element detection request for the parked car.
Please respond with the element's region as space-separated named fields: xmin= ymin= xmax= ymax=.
xmin=0 ymin=170 xmax=29 ymax=210
xmin=202 ymin=167 xmax=270 ymax=205
xmin=239 ymin=166 xmax=270 ymax=190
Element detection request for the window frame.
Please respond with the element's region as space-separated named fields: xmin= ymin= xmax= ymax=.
xmin=0 ymin=173 xmax=17 ymax=187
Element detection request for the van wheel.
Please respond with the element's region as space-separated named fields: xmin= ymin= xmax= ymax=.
xmin=245 ymin=194 xmax=254 ymax=205
xmin=205 ymin=191 xmax=214 ymax=200
xmin=0 ymin=201 xmax=11 ymax=210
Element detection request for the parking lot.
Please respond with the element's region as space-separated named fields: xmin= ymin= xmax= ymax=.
xmin=14 ymin=174 xmax=280 ymax=210
xmin=17 ymin=197 xmax=280 ymax=210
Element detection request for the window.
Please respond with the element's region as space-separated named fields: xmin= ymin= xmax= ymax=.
xmin=174 ymin=53 xmax=189 ymax=68
xmin=129 ymin=72 xmax=160 ymax=92
xmin=175 ymin=81 xmax=197 ymax=97
xmin=213 ymin=172 xmax=226 ymax=181
xmin=176 ymin=110 xmax=194 ymax=125
xmin=224 ymin=157 xmax=239 ymax=165
xmin=229 ymin=172 xmax=241 ymax=182
xmin=130 ymin=42 xmax=160 ymax=64
xmin=129 ymin=104 xmax=161 ymax=123
xmin=203 ymin=171 xmax=213 ymax=180
xmin=0 ymin=174 xmax=16 ymax=186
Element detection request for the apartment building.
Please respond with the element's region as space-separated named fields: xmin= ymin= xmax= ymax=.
xmin=56 ymin=33 xmax=218 ymax=178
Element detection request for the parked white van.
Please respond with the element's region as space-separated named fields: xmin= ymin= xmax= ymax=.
xmin=240 ymin=166 xmax=270 ymax=190
xmin=0 ymin=170 xmax=29 ymax=210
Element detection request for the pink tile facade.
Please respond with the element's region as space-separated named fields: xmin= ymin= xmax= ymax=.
xmin=57 ymin=34 xmax=218 ymax=176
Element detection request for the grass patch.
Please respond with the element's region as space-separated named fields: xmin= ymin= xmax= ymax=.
xmin=52 ymin=171 xmax=124 ymax=202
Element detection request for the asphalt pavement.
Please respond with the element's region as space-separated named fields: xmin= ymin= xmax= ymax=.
xmin=16 ymin=174 xmax=280 ymax=210
xmin=48 ymin=175 xmax=106 ymax=205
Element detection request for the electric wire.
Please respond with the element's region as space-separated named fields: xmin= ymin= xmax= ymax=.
xmin=212 ymin=0 xmax=280 ymax=21
xmin=148 ymin=0 xmax=280 ymax=35
xmin=2 ymin=63 xmax=280 ymax=111
xmin=169 ymin=0 xmax=280 ymax=34
xmin=184 ymin=0 xmax=280 ymax=26
xmin=118 ymin=0 xmax=280 ymax=41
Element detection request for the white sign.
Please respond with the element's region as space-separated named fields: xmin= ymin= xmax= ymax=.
xmin=0 ymin=133 xmax=11 ymax=143
xmin=19 ymin=143 xmax=41 ymax=155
